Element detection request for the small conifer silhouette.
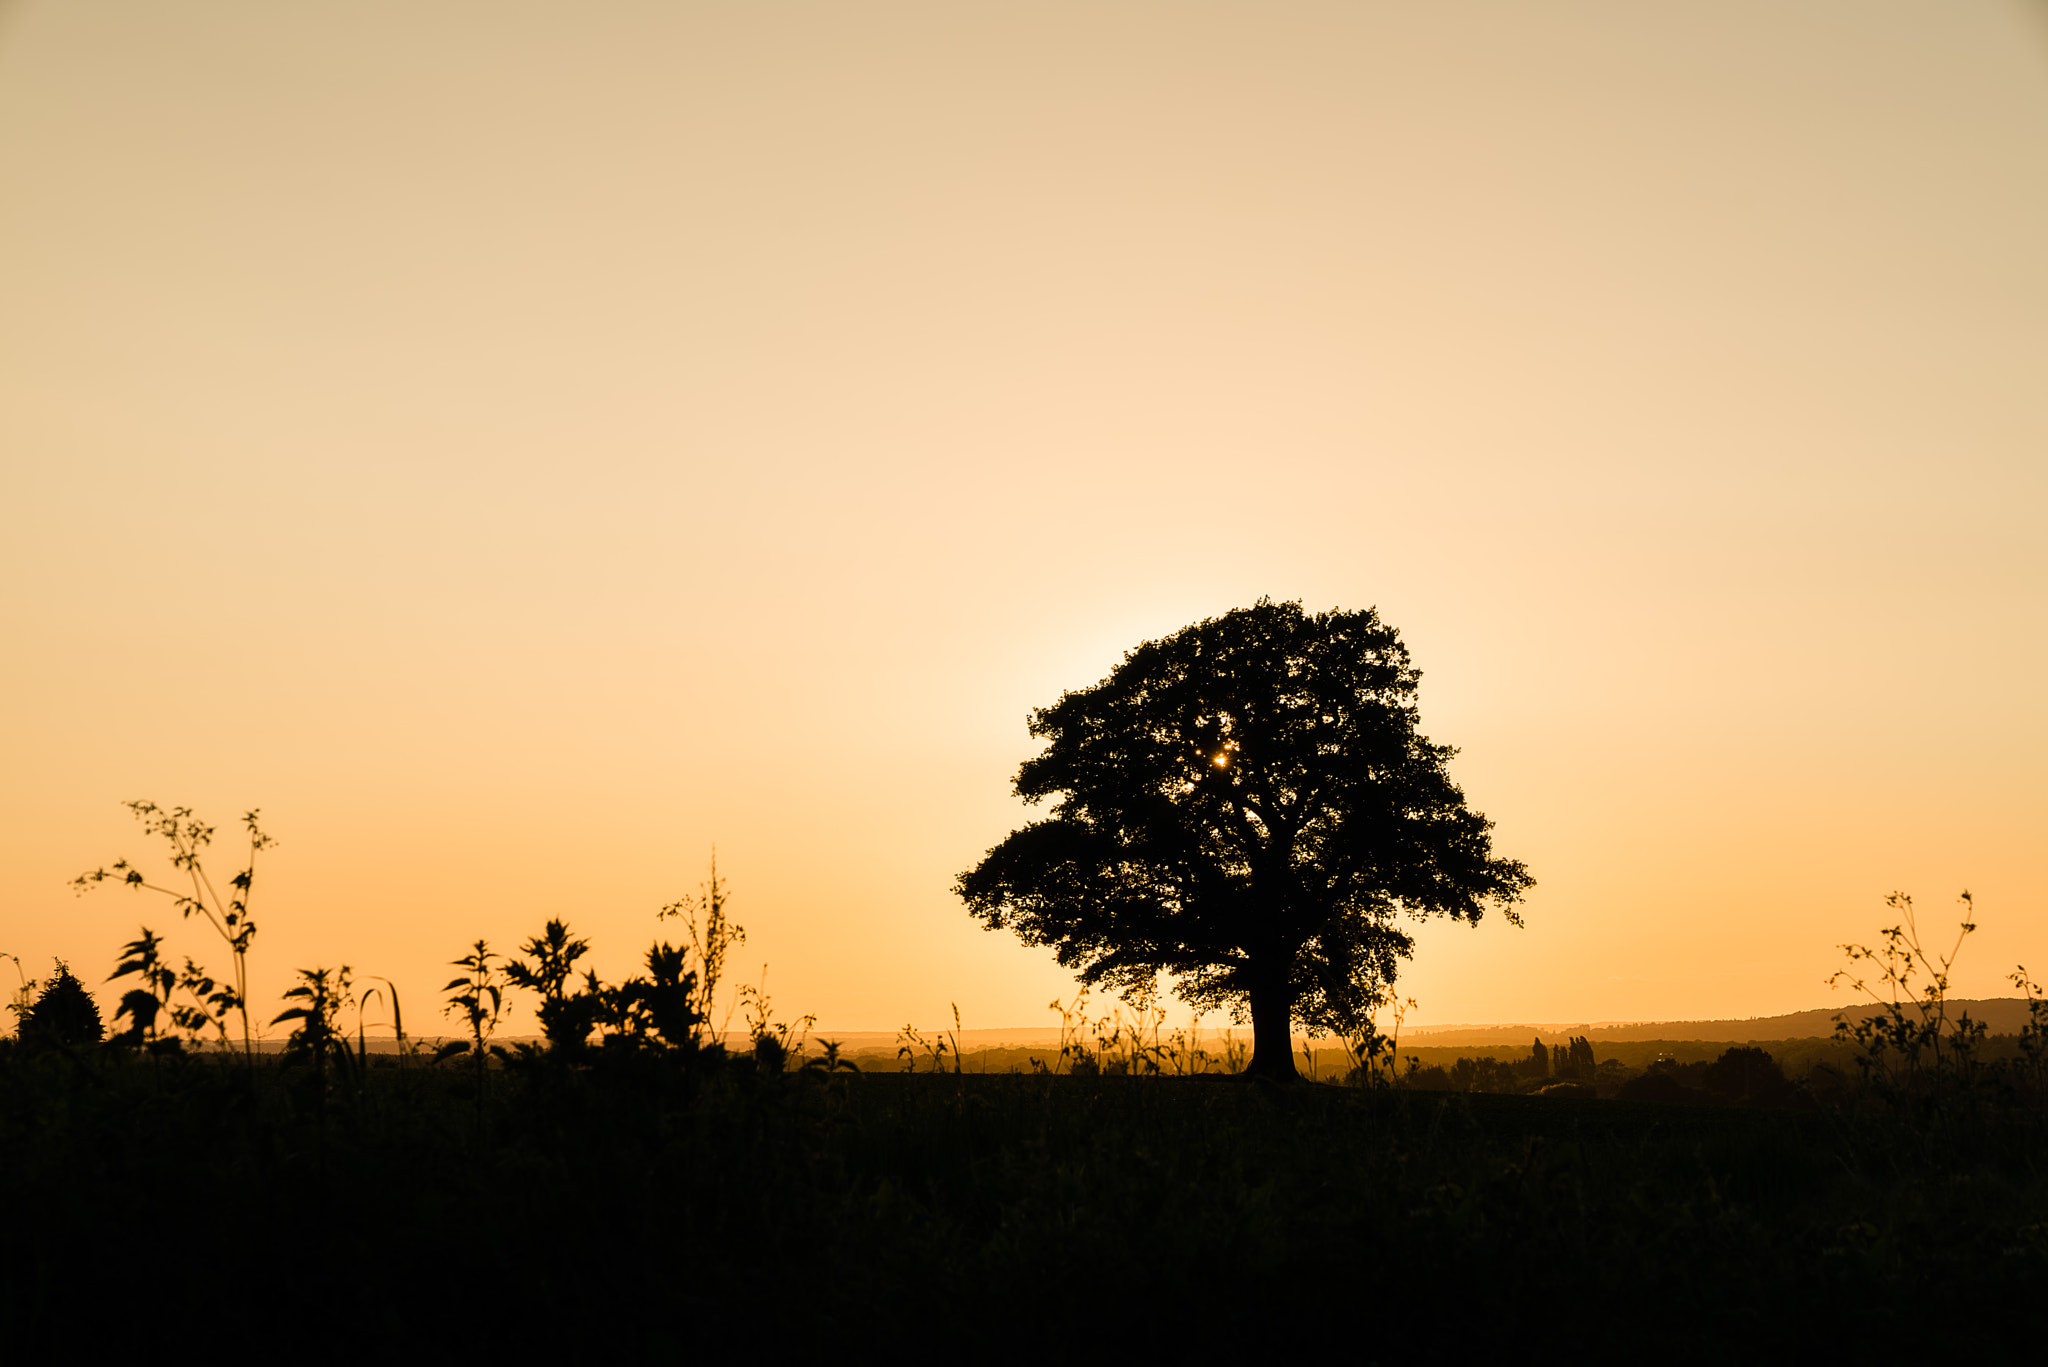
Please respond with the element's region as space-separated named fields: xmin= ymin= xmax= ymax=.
xmin=19 ymin=961 xmax=104 ymax=1049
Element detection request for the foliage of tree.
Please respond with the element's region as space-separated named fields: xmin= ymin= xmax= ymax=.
xmin=1557 ymin=1036 xmax=1597 ymax=1084
xmin=1613 ymin=1047 xmax=1799 ymax=1107
xmin=1701 ymin=1045 xmax=1795 ymax=1106
xmin=956 ymin=600 xmax=1532 ymax=1078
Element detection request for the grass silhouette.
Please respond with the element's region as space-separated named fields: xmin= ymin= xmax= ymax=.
xmin=16 ymin=817 xmax=2048 ymax=1355
xmin=3 ymin=1044 xmax=2045 ymax=1357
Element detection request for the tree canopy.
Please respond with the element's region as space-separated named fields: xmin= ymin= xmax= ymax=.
xmin=955 ymin=599 xmax=1531 ymax=1079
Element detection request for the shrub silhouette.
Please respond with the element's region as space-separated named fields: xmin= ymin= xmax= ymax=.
xmin=648 ymin=942 xmax=706 ymax=1044
xmin=537 ymin=988 xmax=605 ymax=1057
xmin=508 ymin=862 xmax=755 ymax=1061
xmin=507 ymin=919 xmax=594 ymax=1053
xmin=1702 ymin=1045 xmax=1796 ymax=1107
xmin=18 ymin=962 xmax=103 ymax=1050
xmin=1613 ymin=1048 xmax=1798 ymax=1107
xmin=1615 ymin=1067 xmax=1708 ymax=1105
xmin=441 ymin=941 xmax=508 ymax=1091
xmin=106 ymin=928 xmax=176 ymax=1047
xmin=273 ymin=966 xmax=351 ymax=1086
xmin=1823 ymin=890 xmax=2048 ymax=1107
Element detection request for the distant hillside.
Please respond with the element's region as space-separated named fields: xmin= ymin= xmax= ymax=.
xmin=307 ymin=999 xmax=2040 ymax=1058
xmin=827 ymin=999 xmax=2044 ymax=1056
xmin=1403 ymin=997 xmax=2039 ymax=1047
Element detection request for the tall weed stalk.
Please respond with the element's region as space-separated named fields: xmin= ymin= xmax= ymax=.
xmin=74 ymin=802 xmax=275 ymax=1062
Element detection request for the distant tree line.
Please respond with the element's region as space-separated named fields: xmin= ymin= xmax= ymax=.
xmin=1401 ymin=1035 xmax=1602 ymax=1097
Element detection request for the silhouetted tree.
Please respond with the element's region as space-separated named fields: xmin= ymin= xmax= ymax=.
xmin=1557 ymin=1035 xmax=1596 ymax=1084
xmin=956 ymin=600 xmax=1532 ymax=1080
xmin=1442 ymin=1055 xmax=1522 ymax=1093
xmin=1617 ymin=1064 xmax=1708 ymax=1105
xmin=1702 ymin=1045 xmax=1796 ymax=1107
xmin=18 ymin=962 xmax=103 ymax=1050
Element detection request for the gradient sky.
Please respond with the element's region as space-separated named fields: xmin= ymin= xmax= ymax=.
xmin=4 ymin=1 xmax=2046 ymax=1038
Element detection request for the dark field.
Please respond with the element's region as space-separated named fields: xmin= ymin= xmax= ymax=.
xmin=5 ymin=1048 xmax=2043 ymax=1359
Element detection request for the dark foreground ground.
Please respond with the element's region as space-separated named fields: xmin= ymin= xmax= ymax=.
xmin=4 ymin=1048 xmax=2042 ymax=1360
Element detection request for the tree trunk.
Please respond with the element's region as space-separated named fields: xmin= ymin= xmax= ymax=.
xmin=1243 ymin=965 xmax=1299 ymax=1081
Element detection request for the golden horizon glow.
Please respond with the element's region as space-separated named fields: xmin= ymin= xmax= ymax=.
xmin=3 ymin=1 xmax=2046 ymax=1038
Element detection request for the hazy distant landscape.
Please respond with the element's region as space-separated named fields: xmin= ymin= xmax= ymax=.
xmin=785 ymin=996 xmax=2048 ymax=1056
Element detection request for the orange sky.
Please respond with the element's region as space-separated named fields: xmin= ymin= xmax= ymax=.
xmin=4 ymin=1 xmax=2046 ymax=1038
